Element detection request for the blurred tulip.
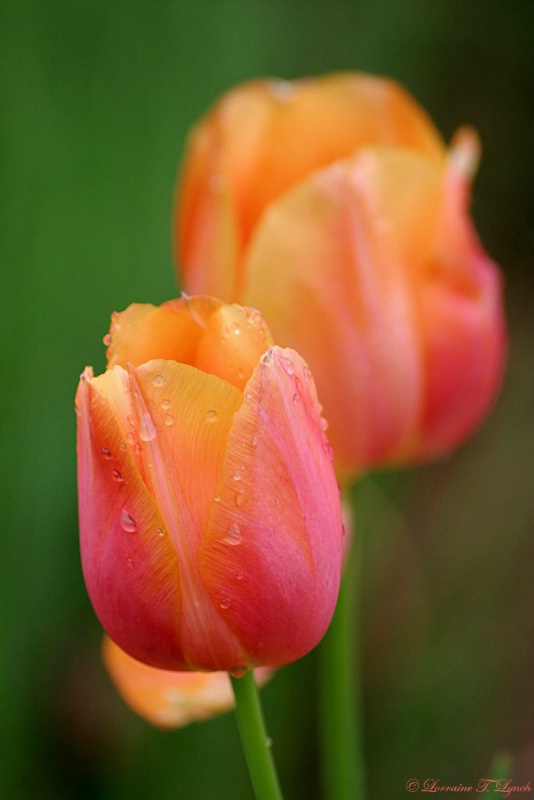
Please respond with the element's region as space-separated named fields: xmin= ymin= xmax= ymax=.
xmin=76 ymin=296 xmax=343 ymax=672
xmin=175 ymin=73 xmax=506 ymax=475
xmin=102 ymin=636 xmax=272 ymax=729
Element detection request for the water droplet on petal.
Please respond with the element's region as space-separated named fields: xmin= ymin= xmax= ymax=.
xmin=156 ymin=527 xmax=165 ymax=538
xmin=121 ymin=509 xmax=137 ymax=533
xmin=232 ymin=470 xmax=241 ymax=481
xmin=226 ymin=523 xmax=242 ymax=545
xmin=292 ymin=393 xmax=299 ymax=406
xmin=206 ymin=409 xmax=218 ymax=422
xmin=303 ymin=365 xmax=313 ymax=383
xmin=120 ymin=443 xmax=127 ymax=451
xmin=127 ymin=557 xmax=134 ymax=570
xmin=152 ymin=374 xmax=165 ymax=387
xmin=102 ymin=333 xmax=111 ymax=346
xmin=164 ymin=414 xmax=174 ymax=427
xmin=232 ymin=322 xmax=241 ymax=335
xmin=213 ymin=495 xmax=221 ymax=503
xmin=230 ymin=665 xmax=247 ymax=678
xmin=219 ymin=599 xmax=231 ymax=610
xmin=161 ymin=399 xmax=170 ymax=410
xmin=261 ymin=349 xmax=274 ymax=366
xmin=101 ymin=447 xmax=112 ymax=459
xmin=112 ymin=469 xmax=123 ymax=482
xmin=250 ymin=434 xmax=258 ymax=447
xmin=280 ymin=356 xmax=295 ymax=375
xmin=139 ymin=413 xmax=156 ymax=442
xmin=235 ymin=489 xmax=245 ymax=507
xmin=235 ymin=571 xmax=245 ymax=582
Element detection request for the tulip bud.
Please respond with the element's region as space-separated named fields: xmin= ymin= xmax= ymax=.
xmin=175 ymin=73 xmax=506 ymax=474
xmin=102 ymin=636 xmax=273 ymax=728
xmin=76 ymin=296 xmax=342 ymax=672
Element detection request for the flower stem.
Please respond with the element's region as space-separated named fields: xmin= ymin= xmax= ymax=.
xmin=230 ymin=669 xmax=284 ymax=800
xmin=319 ymin=489 xmax=365 ymax=799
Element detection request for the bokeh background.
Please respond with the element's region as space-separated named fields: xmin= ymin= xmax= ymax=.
xmin=2 ymin=1 xmax=533 ymax=798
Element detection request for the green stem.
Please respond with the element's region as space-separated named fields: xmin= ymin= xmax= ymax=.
xmin=319 ymin=489 xmax=365 ymax=800
xmin=230 ymin=669 xmax=284 ymax=800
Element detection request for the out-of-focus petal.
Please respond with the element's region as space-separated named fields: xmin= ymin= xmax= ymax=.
xmin=104 ymin=636 xmax=234 ymax=727
xmin=102 ymin=637 xmax=273 ymax=729
xmin=199 ymin=347 xmax=343 ymax=667
xmin=243 ymin=151 xmax=431 ymax=472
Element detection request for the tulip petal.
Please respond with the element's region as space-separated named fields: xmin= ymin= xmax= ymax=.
xmin=243 ymin=150 xmax=432 ymax=471
xmin=90 ymin=359 xmax=250 ymax=670
xmin=76 ymin=369 xmax=185 ymax=669
xmin=199 ymin=347 xmax=343 ymax=667
xmin=102 ymin=636 xmax=273 ymax=729
xmin=105 ymin=296 xmax=222 ymax=370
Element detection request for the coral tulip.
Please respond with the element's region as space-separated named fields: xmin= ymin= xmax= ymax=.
xmin=76 ymin=296 xmax=342 ymax=673
xmin=175 ymin=73 xmax=506 ymax=475
xmin=102 ymin=636 xmax=272 ymax=728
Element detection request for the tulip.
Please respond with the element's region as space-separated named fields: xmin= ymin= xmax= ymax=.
xmin=175 ymin=73 xmax=506 ymax=474
xmin=76 ymin=296 xmax=343 ymax=673
xmin=102 ymin=636 xmax=272 ymax=729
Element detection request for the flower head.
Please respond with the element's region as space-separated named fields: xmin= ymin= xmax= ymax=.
xmin=175 ymin=73 xmax=506 ymax=474
xmin=76 ymin=296 xmax=342 ymax=672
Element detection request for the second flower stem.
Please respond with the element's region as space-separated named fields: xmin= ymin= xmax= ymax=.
xmin=319 ymin=488 xmax=365 ymax=800
xmin=230 ymin=669 xmax=284 ymax=800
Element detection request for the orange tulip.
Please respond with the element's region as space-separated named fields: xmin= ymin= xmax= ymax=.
xmin=76 ymin=296 xmax=343 ymax=673
xmin=102 ymin=636 xmax=272 ymax=728
xmin=175 ymin=73 xmax=506 ymax=474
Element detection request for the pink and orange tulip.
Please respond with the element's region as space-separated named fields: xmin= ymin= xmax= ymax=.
xmin=102 ymin=636 xmax=272 ymax=728
xmin=175 ymin=73 xmax=506 ymax=475
xmin=76 ymin=296 xmax=343 ymax=673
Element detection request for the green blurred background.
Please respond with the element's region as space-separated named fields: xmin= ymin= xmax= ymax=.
xmin=2 ymin=1 xmax=533 ymax=798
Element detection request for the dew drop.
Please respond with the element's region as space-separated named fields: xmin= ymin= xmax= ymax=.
xmin=219 ymin=599 xmax=231 ymax=610
xmin=102 ymin=333 xmax=111 ymax=347
xmin=280 ymin=356 xmax=295 ymax=375
xmin=139 ymin=413 xmax=156 ymax=442
xmin=161 ymin=399 xmax=170 ymax=410
xmin=250 ymin=433 xmax=258 ymax=447
xmin=164 ymin=414 xmax=174 ymax=427
xmin=232 ymin=322 xmax=241 ymax=335
xmin=303 ymin=365 xmax=313 ymax=383
xmin=321 ymin=439 xmax=334 ymax=459
xmin=213 ymin=495 xmax=221 ymax=503
xmin=292 ymin=393 xmax=299 ymax=406
xmin=232 ymin=470 xmax=241 ymax=482
xmin=320 ymin=417 xmax=328 ymax=432
xmin=101 ymin=447 xmax=112 ymax=459
xmin=156 ymin=527 xmax=165 ymax=538
xmin=235 ymin=571 xmax=245 ymax=582
xmin=127 ymin=557 xmax=134 ymax=570
xmin=120 ymin=443 xmax=127 ymax=451
xmin=235 ymin=489 xmax=245 ymax=507
xmin=226 ymin=523 xmax=242 ymax=545
xmin=121 ymin=509 xmax=137 ymax=533
xmin=134 ymin=443 xmax=142 ymax=455
xmin=205 ymin=409 xmax=218 ymax=422
xmin=230 ymin=664 xmax=247 ymax=678
xmin=261 ymin=348 xmax=274 ymax=366
xmin=112 ymin=469 xmax=123 ymax=482
xmin=152 ymin=374 xmax=165 ymax=387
